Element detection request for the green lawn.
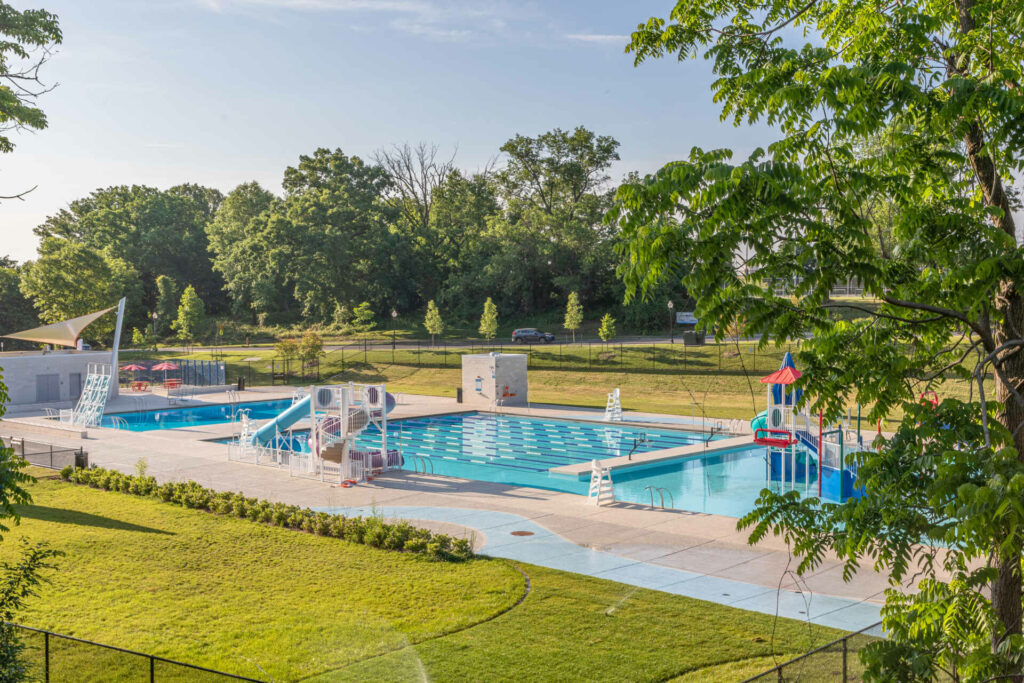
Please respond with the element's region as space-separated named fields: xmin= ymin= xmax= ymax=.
xmin=4 ymin=472 xmax=845 ymax=681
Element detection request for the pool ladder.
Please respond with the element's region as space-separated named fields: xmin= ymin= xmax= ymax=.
xmin=408 ymin=456 xmax=435 ymax=474
xmin=108 ymin=416 xmax=130 ymax=430
xmin=644 ymin=486 xmax=675 ymax=509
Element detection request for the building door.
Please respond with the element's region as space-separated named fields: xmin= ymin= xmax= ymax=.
xmin=69 ymin=373 xmax=83 ymax=401
xmin=35 ymin=374 xmax=60 ymax=403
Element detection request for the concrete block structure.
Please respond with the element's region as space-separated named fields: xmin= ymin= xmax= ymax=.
xmin=0 ymin=350 xmax=114 ymax=407
xmin=461 ymin=353 xmax=528 ymax=409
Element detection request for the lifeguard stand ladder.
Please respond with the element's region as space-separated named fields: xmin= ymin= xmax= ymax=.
xmin=604 ymin=388 xmax=622 ymax=422
xmin=70 ymin=363 xmax=113 ymax=427
xmin=588 ymin=460 xmax=616 ymax=506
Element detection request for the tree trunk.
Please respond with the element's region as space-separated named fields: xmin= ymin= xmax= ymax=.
xmin=992 ymin=288 xmax=1024 ymax=649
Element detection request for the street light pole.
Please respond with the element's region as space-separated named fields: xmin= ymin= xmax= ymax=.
xmin=151 ymin=312 xmax=158 ymax=345
xmin=391 ymin=309 xmax=398 ymax=364
xmin=667 ymin=300 xmax=675 ymax=345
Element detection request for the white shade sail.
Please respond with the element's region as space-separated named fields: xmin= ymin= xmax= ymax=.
xmin=3 ymin=305 xmax=117 ymax=348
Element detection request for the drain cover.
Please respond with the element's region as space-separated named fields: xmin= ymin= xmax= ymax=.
xmin=510 ymin=530 xmax=534 ymax=536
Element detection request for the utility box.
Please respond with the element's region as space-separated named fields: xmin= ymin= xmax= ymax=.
xmin=461 ymin=353 xmax=528 ymax=409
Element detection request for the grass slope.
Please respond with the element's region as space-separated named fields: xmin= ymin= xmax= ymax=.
xmin=3 ymin=473 xmax=845 ymax=681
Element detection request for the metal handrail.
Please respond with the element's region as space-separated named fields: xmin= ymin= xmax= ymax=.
xmin=643 ymin=486 xmax=675 ymax=509
xmin=108 ymin=416 xmax=129 ymax=430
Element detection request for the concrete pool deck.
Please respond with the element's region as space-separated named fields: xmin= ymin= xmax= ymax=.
xmin=1 ymin=386 xmax=894 ymax=632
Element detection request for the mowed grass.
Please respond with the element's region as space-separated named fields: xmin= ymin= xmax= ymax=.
xmin=4 ymin=473 xmax=523 ymax=681
xmin=4 ymin=473 xmax=847 ymax=681
xmin=127 ymin=341 xmax=986 ymax=424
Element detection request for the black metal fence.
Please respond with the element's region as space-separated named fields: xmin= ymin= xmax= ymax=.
xmin=742 ymin=622 xmax=882 ymax=682
xmin=1 ymin=436 xmax=87 ymax=470
xmin=9 ymin=623 xmax=266 ymax=682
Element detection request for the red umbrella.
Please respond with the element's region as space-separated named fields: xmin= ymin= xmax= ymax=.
xmin=120 ymin=363 xmax=147 ymax=371
xmin=151 ymin=362 xmax=179 ymax=386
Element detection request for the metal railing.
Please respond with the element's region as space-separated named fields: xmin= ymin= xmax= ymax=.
xmin=742 ymin=621 xmax=882 ymax=682
xmin=8 ymin=622 xmax=266 ymax=681
xmin=1 ymin=436 xmax=87 ymax=470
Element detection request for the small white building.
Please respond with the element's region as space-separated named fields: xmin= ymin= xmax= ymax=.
xmin=0 ymin=349 xmax=115 ymax=406
xmin=0 ymin=300 xmax=124 ymax=408
xmin=461 ymin=353 xmax=528 ymax=409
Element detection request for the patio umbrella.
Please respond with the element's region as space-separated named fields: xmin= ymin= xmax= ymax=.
xmin=120 ymin=363 xmax=148 ymax=387
xmin=151 ymin=362 xmax=179 ymax=385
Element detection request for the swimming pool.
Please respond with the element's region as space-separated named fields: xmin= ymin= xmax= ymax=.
xmin=104 ymin=399 xmax=292 ymax=431
xmin=270 ymin=412 xmax=773 ymax=517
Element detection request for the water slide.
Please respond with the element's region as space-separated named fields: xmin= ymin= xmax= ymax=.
xmin=251 ymin=392 xmax=397 ymax=446
xmin=750 ymin=409 xmax=768 ymax=434
xmin=252 ymin=396 xmax=312 ymax=445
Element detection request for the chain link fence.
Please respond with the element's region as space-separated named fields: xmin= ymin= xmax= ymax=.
xmin=742 ymin=622 xmax=882 ymax=682
xmin=1 ymin=436 xmax=87 ymax=470
xmin=10 ymin=623 xmax=266 ymax=682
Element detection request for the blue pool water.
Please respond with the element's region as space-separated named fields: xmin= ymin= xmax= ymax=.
xmin=332 ymin=412 xmax=774 ymax=517
xmin=110 ymin=399 xmax=780 ymax=517
xmin=104 ymin=399 xmax=292 ymax=431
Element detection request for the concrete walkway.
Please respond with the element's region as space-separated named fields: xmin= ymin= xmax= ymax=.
xmin=1 ymin=387 xmax=893 ymax=633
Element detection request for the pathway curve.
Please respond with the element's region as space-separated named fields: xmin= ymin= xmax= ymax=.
xmin=318 ymin=505 xmax=884 ymax=634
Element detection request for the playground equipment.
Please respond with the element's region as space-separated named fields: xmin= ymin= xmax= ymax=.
xmin=236 ymin=382 xmax=398 ymax=485
xmin=750 ymin=352 xmax=867 ymax=502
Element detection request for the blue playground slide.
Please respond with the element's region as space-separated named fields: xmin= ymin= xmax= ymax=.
xmin=253 ymin=396 xmax=311 ymax=445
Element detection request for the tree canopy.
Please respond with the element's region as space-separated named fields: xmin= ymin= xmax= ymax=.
xmin=613 ymin=0 xmax=1024 ymax=676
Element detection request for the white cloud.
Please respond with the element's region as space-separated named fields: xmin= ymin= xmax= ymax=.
xmin=564 ymin=33 xmax=629 ymax=43
xmin=194 ymin=0 xmax=537 ymax=42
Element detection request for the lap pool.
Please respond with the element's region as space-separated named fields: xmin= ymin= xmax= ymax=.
xmin=274 ymin=411 xmax=775 ymax=518
xmin=108 ymin=399 xmax=778 ymax=517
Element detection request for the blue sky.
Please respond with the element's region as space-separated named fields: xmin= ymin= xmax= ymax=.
xmin=3 ymin=0 xmax=781 ymax=261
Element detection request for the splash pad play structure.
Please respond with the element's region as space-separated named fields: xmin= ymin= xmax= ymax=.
xmin=232 ymin=382 xmax=399 ymax=485
xmin=751 ymin=353 xmax=868 ymax=502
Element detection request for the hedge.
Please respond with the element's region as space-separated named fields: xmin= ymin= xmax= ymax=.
xmin=58 ymin=466 xmax=473 ymax=562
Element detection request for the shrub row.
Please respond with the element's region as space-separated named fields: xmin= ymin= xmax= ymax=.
xmin=59 ymin=466 xmax=473 ymax=561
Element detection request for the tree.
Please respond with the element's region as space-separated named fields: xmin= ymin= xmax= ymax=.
xmin=274 ymin=338 xmax=299 ymax=376
xmin=564 ymin=291 xmax=583 ymax=343
xmin=332 ymin=303 xmax=352 ymax=332
xmin=0 ymin=258 xmax=37 ymax=344
xmin=423 ymin=300 xmax=444 ymax=346
xmin=130 ymin=325 xmax=153 ymax=348
xmin=478 ymin=298 xmax=498 ymax=341
xmin=373 ymin=142 xmax=456 ymax=236
xmin=34 ymin=185 xmax=225 ymax=315
xmin=616 ymin=0 xmax=1024 ymax=676
xmin=19 ymin=239 xmax=142 ymax=345
xmin=597 ymin=313 xmax=615 ymax=343
xmin=298 ymin=331 xmax=323 ymax=377
xmin=154 ymin=275 xmax=177 ymax=336
xmin=171 ymin=285 xmax=205 ymax=345
xmin=351 ymin=301 xmax=375 ymax=333
xmin=206 ymin=182 xmax=278 ymax=318
xmin=0 ymin=2 xmax=61 ymax=201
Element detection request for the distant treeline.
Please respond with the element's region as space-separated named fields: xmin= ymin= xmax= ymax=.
xmin=1 ymin=127 xmax=689 ymax=345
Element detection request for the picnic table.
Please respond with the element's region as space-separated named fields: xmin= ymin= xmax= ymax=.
xmin=129 ymin=381 xmax=151 ymax=392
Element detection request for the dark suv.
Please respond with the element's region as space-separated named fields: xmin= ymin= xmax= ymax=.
xmin=512 ymin=328 xmax=555 ymax=344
